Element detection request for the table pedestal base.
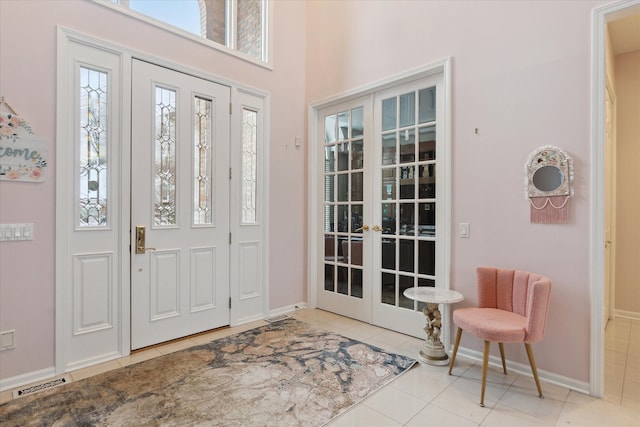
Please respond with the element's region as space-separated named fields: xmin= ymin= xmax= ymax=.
xmin=419 ymin=339 xmax=450 ymax=366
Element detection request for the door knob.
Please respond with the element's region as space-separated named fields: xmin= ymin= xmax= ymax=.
xmin=355 ymin=225 xmax=370 ymax=232
xmin=372 ymin=225 xmax=383 ymax=232
xmin=135 ymin=225 xmax=156 ymax=254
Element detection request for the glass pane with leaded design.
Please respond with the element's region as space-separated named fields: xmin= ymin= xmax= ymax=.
xmin=241 ymin=108 xmax=258 ymax=223
xmin=79 ymin=67 xmax=108 ymax=227
xmin=193 ymin=97 xmax=213 ymax=225
xmin=154 ymin=86 xmax=177 ymax=225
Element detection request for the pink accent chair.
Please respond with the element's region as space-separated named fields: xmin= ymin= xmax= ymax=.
xmin=448 ymin=267 xmax=552 ymax=407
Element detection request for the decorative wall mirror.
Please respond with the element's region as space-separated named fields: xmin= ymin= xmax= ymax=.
xmin=525 ymin=145 xmax=573 ymax=223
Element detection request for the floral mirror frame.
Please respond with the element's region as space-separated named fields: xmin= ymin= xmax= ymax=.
xmin=525 ymin=145 xmax=573 ymax=223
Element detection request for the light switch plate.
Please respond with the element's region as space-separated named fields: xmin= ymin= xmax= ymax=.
xmin=459 ymin=223 xmax=470 ymax=238
xmin=0 ymin=224 xmax=34 ymax=241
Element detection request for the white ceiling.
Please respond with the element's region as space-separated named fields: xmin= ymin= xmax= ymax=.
xmin=608 ymin=12 xmax=640 ymax=55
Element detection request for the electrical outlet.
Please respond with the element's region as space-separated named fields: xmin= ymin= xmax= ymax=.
xmin=0 ymin=330 xmax=15 ymax=351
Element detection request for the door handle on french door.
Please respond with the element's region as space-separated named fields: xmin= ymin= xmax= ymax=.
xmin=372 ymin=225 xmax=383 ymax=232
xmin=135 ymin=225 xmax=156 ymax=254
xmin=355 ymin=225 xmax=370 ymax=232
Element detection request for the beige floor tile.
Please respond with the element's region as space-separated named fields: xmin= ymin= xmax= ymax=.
xmin=117 ymin=348 xmax=163 ymax=367
xmin=557 ymin=390 xmax=640 ymax=426
xmin=327 ymin=404 xmax=402 ymax=427
xmin=388 ymin=364 xmax=455 ymax=402
xmin=70 ymin=360 xmax=121 ymax=381
xmin=326 ymin=315 xmax=365 ymax=331
xmin=481 ymin=402 xmax=555 ymax=427
xmin=339 ymin=322 xmax=386 ymax=342
xmin=449 ymin=373 xmax=513 ymax=403
xmin=431 ymin=385 xmax=495 ymax=423
xmin=0 ymin=389 xmax=14 ymax=404
xmin=497 ymin=375 xmax=567 ymax=424
xmin=405 ymin=403 xmax=479 ymax=427
xmin=362 ymin=385 xmax=428 ymax=424
xmin=156 ymin=338 xmax=199 ymax=355
xmin=190 ymin=328 xmax=235 ymax=345
xmin=361 ymin=329 xmax=415 ymax=351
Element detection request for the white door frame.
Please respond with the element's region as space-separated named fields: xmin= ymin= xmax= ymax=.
xmin=307 ymin=58 xmax=452 ymax=332
xmin=590 ymin=0 xmax=640 ymax=398
xmin=56 ymin=27 xmax=270 ymax=373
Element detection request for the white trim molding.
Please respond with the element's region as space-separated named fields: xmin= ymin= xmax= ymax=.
xmin=590 ymin=0 xmax=640 ymax=398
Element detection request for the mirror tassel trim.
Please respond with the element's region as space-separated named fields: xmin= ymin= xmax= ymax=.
xmin=529 ymin=196 xmax=570 ymax=224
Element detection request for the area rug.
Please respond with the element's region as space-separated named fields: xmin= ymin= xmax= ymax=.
xmin=0 ymin=318 xmax=416 ymax=426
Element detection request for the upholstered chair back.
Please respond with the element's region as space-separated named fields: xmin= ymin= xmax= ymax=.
xmin=476 ymin=267 xmax=551 ymax=343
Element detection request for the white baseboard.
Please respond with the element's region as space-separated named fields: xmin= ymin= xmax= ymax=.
xmin=0 ymin=367 xmax=56 ymax=393
xmin=452 ymin=346 xmax=591 ymax=396
xmin=269 ymin=302 xmax=307 ymax=318
xmin=614 ymin=309 xmax=640 ymax=321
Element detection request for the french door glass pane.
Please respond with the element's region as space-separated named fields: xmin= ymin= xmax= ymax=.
xmin=419 ymin=87 xmax=436 ymax=124
xmin=419 ymin=126 xmax=436 ymax=160
xmin=352 ymin=139 xmax=364 ymax=169
xmin=352 ymin=107 xmax=364 ymax=137
xmin=399 ymin=92 xmax=415 ymax=128
xmin=399 ymin=275 xmax=414 ymax=309
xmin=382 ymin=133 xmax=396 ymax=165
xmin=382 ymin=98 xmax=396 ymax=131
xmin=400 ymin=129 xmax=415 ymax=163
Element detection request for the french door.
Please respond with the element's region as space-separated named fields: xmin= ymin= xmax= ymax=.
xmin=130 ymin=60 xmax=231 ymax=349
xmin=317 ymin=73 xmax=446 ymax=338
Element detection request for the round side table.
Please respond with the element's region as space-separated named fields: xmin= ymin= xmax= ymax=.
xmin=403 ymin=287 xmax=464 ymax=366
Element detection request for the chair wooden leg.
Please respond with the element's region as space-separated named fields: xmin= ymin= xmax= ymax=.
xmin=448 ymin=327 xmax=463 ymax=375
xmin=525 ymin=343 xmax=544 ymax=399
xmin=480 ymin=340 xmax=490 ymax=407
xmin=498 ymin=342 xmax=507 ymax=374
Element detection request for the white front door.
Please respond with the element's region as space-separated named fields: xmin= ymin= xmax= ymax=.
xmin=131 ymin=60 xmax=231 ymax=349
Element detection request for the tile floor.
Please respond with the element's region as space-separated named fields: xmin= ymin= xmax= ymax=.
xmin=1 ymin=310 xmax=639 ymax=426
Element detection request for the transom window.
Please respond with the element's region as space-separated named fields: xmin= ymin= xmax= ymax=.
xmin=107 ymin=0 xmax=267 ymax=62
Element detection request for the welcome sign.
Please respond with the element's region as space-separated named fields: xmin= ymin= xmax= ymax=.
xmin=0 ymin=111 xmax=47 ymax=183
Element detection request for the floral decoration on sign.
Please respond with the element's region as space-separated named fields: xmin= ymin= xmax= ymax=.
xmin=0 ymin=98 xmax=48 ymax=183
xmin=0 ymin=112 xmax=33 ymax=143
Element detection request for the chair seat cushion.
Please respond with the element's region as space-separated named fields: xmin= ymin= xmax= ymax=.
xmin=453 ymin=308 xmax=526 ymax=343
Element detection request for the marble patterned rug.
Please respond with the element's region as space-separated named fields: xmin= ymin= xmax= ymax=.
xmin=0 ymin=319 xmax=416 ymax=426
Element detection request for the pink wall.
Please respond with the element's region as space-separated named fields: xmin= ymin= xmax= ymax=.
xmin=306 ymin=0 xmax=606 ymax=383
xmin=0 ymin=0 xmax=307 ymax=380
